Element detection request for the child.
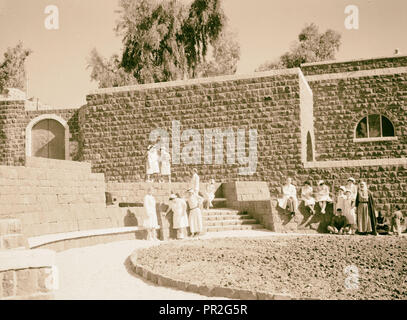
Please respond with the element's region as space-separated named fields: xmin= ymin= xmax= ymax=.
xmin=316 ymin=180 xmax=332 ymax=214
xmin=301 ymin=180 xmax=316 ymax=214
xmin=391 ymin=205 xmax=404 ymax=236
xmin=335 ymin=186 xmax=347 ymax=213
xmin=343 ymin=190 xmax=357 ymax=232
xmin=205 ymin=179 xmax=216 ymax=210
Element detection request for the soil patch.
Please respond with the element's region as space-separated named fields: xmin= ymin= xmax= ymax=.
xmin=135 ymin=235 xmax=407 ymax=299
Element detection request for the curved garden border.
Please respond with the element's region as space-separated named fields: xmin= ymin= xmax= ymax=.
xmin=130 ymin=248 xmax=302 ymax=300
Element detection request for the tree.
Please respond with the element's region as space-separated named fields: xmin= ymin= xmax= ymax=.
xmin=88 ymin=49 xmax=138 ymax=88
xmin=88 ymin=0 xmax=240 ymax=88
xmin=0 ymin=42 xmax=32 ymax=94
xmin=256 ymin=23 xmax=341 ymax=71
xmin=196 ymin=29 xmax=240 ymax=77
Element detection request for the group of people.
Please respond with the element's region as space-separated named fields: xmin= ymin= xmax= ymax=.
xmin=279 ymin=177 xmax=405 ymax=236
xmin=143 ymin=169 xmax=217 ymax=240
xmin=146 ymin=143 xmax=171 ymax=182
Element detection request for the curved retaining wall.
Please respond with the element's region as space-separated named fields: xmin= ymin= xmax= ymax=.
xmin=129 ymin=250 xmax=296 ymax=300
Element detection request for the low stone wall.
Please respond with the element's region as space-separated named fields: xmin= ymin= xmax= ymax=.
xmin=0 ymin=157 xmax=117 ymax=237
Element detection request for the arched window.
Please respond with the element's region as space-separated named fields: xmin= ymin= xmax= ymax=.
xmin=355 ymin=115 xmax=395 ymax=141
xmin=306 ymin=132 xmax=313 ymax=162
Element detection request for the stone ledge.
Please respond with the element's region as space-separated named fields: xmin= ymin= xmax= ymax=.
xmin=305 ymin=66 xmax=407 ymax=82
xmin=301 ymin=54 xmax=407 ymax=67
xmin=28 ymin=226 xmax=154 ymax=249
xmin=0 ymin=249 xmax=55 ymax=272
xmin=129 ymin=249 xmax=295 ymax=300
xmin=304 ymin=158 xmax=407 ymax=169
xmin=88 ymin=68 xmax=301 ymax=95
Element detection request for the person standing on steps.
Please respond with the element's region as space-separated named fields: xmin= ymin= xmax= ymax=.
xmin=355 ymin=181 xmax=377 ymax=236
xmin=143 ymin=187 xmax=159 ymax=241
xmin=190 ymin=168 xmax=200 ymax=195
xmin=205 ymin=179 xmax=216 ymax=210
xmin=146 ymin=144 xmax=159 ymax=182
xmin=186 ymin=188 xmax=204 ymax=237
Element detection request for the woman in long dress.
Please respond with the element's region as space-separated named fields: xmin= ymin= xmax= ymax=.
xmin=301 ymin=180 xmax=315 ymax=214
xmin=355 ymin=181 xmax=377 ymax=235
xmin=160 ymin=147 xmax=171 ymax=182
xmin=186 ymin=188 xmax=203 ymax=236
xmin=146 ymin=145 xmax=160 ymax=182
xmin=278 ymin=177 xmax=298 ymax=216
xmin=143 ymin=187 xmax=159 ymax=240
xmin=190 ymin=168 xmax=200 ymax=195
xmin=163 ymin=194 xmax=189 ymax=239
xmin=315 ymin=180 xmax=332 ymax=214
xmin=345 ymin=177 xmax=358 ymax=202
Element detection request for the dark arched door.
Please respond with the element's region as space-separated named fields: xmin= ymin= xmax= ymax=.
xmin=31 ymin=119 xmax=65 ymax=160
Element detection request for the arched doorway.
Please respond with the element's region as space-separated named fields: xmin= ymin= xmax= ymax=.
xmin=26 ymin=114 xmax=70 ymax=160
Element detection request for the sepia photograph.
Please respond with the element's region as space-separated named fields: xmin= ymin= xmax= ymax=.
xmin=0 ymin=0 xmax=406 ymax=309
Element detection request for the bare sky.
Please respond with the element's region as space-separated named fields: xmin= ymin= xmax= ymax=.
xmin=0 ymin=0 xmax=406 ymax=108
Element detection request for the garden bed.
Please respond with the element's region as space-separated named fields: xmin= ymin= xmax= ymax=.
xmin=135 ymin=235 xmax=407 ymax=300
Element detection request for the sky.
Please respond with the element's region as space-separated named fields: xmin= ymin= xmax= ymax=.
xmin=0 ymin=0 xmax=406 ymax=108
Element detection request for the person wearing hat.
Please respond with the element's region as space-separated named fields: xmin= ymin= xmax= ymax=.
xmin=146 ymin=144 xmax=160 ymax=182
xmin=186 ymin=188 xmax=204 ymax=237
xmin=315 ymin=180 xmax=332 ymax=214
xmin=162 ymin=194 xmax=189 ymax=239
xmin=345 ymin=177 xmax=358 ymax=202
xmin=355 ymin=181 xmax=377 ymax=235
xmin=335 ymin=186 xmax=347 ymax=213
xmin=143 ymin=187 xmax=159 ymax=240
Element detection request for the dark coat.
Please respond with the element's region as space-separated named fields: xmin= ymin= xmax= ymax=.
xmin=355 ymin=191 xmax=377 ymax=234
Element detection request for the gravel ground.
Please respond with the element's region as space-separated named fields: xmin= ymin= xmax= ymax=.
xmin=136 ymin=234 xmax=407 ymax=300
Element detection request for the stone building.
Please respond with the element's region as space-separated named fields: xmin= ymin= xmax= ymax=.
xmin=0 ymin=54 xmax=406 ymax=237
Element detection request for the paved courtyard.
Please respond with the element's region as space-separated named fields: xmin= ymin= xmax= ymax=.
xmin=54 ymin=229 xmax=275 ymax=300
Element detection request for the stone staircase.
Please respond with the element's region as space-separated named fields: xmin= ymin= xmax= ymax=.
xmin=202 ymin=198 xmax=263 ymax=232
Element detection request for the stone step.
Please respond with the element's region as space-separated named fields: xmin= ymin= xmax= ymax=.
xmin=205 ymin=219 xmax=258 ymax=227
xmin=0 ymin=219 xmax=22 ymax=236
xmin=203 ymin=214 xmax=252 ymax=221
xmin=206 ymin=224 xmax=264 ymax=232
xmin=0 ymin=234 xmax=28 ymax=250
xmin=202 ymin=208 xmax=240 ymax=216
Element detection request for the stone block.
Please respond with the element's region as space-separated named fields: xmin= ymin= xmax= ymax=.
xmin=16 ymin=269 xmax=38 ymax=297
xmin=1 ymin=271 xmax=15 ymax=298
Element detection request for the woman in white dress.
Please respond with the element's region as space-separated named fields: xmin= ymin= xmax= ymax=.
xmin=316 ymin=180 xmax=332 ymax=214
xmin=143 ymin=187 xmax=159 ymax=240
xmin=162 ymin=194 xmax=189 ymax=239
xmin=345 ymin=177 xmax=358 ymax=202
xmin=278 ymin=177 xmax=298 ymax=216
xmin=186 ymin=188 xmax=203 ymax=236
xmin=146 ymin=145 xmax=160 ymax=182
xmin=190 ymin=168 xmax=200 ymax=195
xmin=205 ymin=179 xmax=216 ymax=209
xmin=160 ymin=147 xmax=171 ymax=182
xmin=301 ymin=180 xmax=316 ymax=214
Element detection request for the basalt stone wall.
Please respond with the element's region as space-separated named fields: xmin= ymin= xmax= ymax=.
xmin=83 ymin=69 xmax=307 ymax=195
xmin=305 ymin=69 xmax=407 ymax=162
xmin=0 ymin=99 xmax=81 ymax=165
xmin=301 ymin=55 xmax=407 ymax=76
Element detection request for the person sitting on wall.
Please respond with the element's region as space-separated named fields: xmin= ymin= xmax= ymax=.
xmin=355 ymin=181 xmax=377 ymax=236
xmin=186 ymin=188 xmax=204 ymax=237
xmin=146 ymin=144 xmax=160 ymax=182
xmin=327 ymin=208 xmax=351 ymax=234
xmin=376 ymin=211 xmax=390 ymax=235
xmin=143 ymin=187 xmax=159 ymax=241
xmin=205 ymin=179 xmax=216 ymax=210
xmin=301 ymin=180 xmax=316 ymax=214
xmin=391 ymin=205 xmax=404 ymax=236
xmin=159 ymin=146 xmax=171 ymax=183
xmin=162 ymin=194 xmax=189 ymax=240
xmin=315 ymin=180 xmax=332 ymax=214
xmin=278 ymin=177 xmax=298 ymax=217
